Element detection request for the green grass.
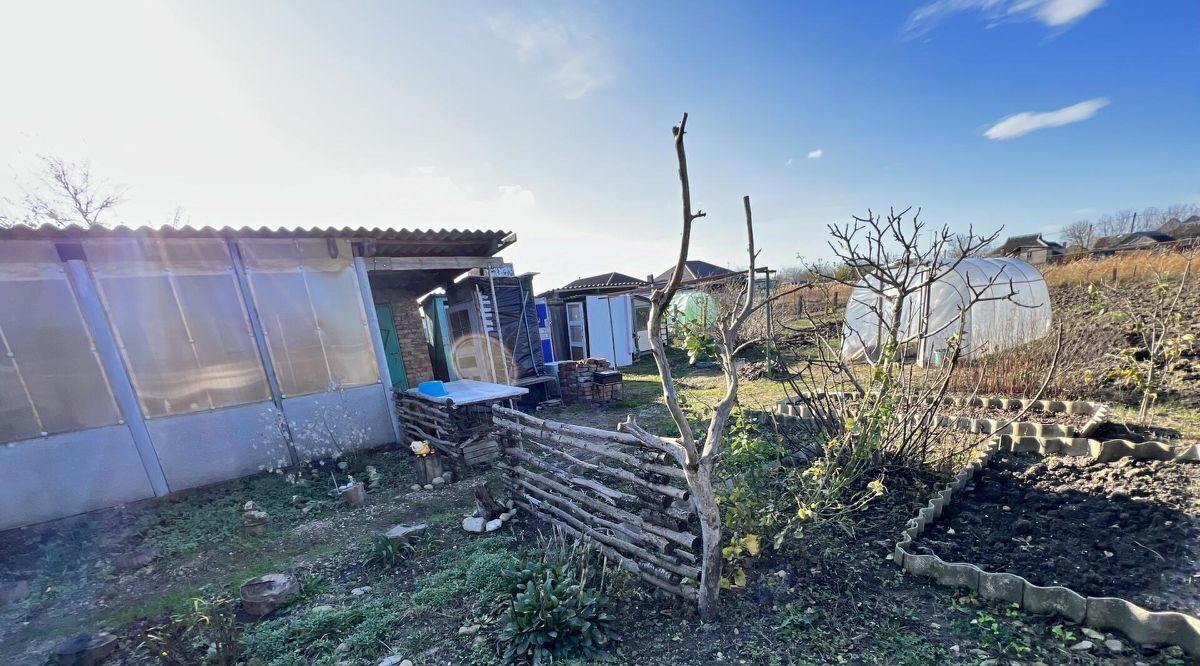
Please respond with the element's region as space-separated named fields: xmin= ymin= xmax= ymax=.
xmin=405 ymin=535 xmax=522 ymax=613
xmin=241 ymin=597 xmax=403 ymax=666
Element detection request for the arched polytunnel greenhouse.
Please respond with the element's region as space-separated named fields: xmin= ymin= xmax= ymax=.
xmin=841 ymin=257 xmax=1052 ymax=367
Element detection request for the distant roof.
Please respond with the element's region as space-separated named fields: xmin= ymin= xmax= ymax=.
xmin=0 ymin=224 xmax=515 ymax=258
xmin=654 ymin=260 xmax=736 ymax=284
xmin=1108 ymin=230 xmax=1175 ymax=248
xmin=1160 ymin=216 xmax=1200 ymax=239
xmin=996 ymin=234 xmax=1063 ymax=254
xmin=560 ymin=272 xmax=649 ymax=291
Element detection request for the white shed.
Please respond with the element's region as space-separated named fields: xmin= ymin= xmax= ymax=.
xmin=841 ymin=257 xmax=1052 ymax=366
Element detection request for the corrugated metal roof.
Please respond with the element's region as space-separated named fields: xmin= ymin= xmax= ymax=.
xmin=560 ymin=271 xmax=648 ymax=291
xmin=0 ymin=224 xmax=515 ymax=257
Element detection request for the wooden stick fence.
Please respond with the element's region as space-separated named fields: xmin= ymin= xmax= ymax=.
xmin=492 ymin=405 xmax=700 ymax=601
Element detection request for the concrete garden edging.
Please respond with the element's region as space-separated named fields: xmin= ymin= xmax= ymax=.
xmin=893 ymin=434 xmax=1200 ymax=654
xmin=777 ymin=393 xmax=1110 ymax=438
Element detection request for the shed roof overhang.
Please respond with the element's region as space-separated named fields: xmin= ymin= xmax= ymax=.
xmin=0 ymin=224 xmax=516 ymax=297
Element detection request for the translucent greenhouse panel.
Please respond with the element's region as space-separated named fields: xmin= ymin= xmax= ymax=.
xmin=241 ymin=238 xmax=378 ymax=396
xmin=0 ymin=241 xmax=120 ymax=443
xmin=841 ymin=281 xmax=884 ymax=363
xmin=85 ymin=238 xmax=270 ymax=418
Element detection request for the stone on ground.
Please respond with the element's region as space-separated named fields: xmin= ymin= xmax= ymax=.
xmin=377 ymin=657 xmax=413 ymax=666
xmin=485 ymin=518 xmax=503 ymax=532
xmin=462 ymin=516 xmax=485 ymax=533
xmin=0 ymin=579 xmax=31 ymax=607
xmin=385 ymin=523 xmax=428 ymax=546
xmin=1069 ymin=640 xmax=1094 ymax=651
xmin=1104 ymin=639 xmax=1124 ymax=652
xmin=240 ymin=573 xmax=299 ymax=616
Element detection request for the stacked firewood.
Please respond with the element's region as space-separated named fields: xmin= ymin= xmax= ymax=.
xmin=557 ymin=359 xmax=624 ymax=405
xmin=492 ymin=405 xmax=699 ymax=600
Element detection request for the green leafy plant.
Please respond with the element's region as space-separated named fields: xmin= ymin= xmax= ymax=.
xmin=493 ymin=530 xmax=619 ymax=665
xmin=362 ymin=534 xmax=415 ymax=568
xmin=496 ymin=559 xmax=617 ymax=665
xmin=683 ymin=331 xmax=718 ymax=366
xmin=1050 ymin=624 xmax=1076 ymax=644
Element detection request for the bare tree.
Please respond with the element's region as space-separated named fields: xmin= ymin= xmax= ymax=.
xmin=616 ymin=114 xmax=767 ymax=620
xmin=1062 ymin=219 xmax=1095 ymax=249
xmin=1163 ymin=203 xmax=1200 ymax=224
xmin=1094 ymin=213 xmax=1122 ymax=240
xmin=0 ymin=156 xmax=124 ymax=229
xmin=772 ymin=211 xmax=1061 ymax=530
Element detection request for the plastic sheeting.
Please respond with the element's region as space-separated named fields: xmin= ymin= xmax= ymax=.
xmin=241 ymin=238 xmax=378 ymax=397
xmin=0 ymin=241 xmax=121 ymax=443
xmin=492 ymin=275 xmax=545 ymax=379
xmin=667 ymin=290 xmax=718 ymax=332
xmin=842 ymin=258 xmax=1052 ymax=366
xmin=86 ymin=237 xmax=271 ymax=417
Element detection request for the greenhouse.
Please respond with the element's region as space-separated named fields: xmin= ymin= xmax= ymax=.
xmin=0 ymin=224 xmax=513 ymax=530
xmin=841 ymin=257 xmax=1052 ymax=367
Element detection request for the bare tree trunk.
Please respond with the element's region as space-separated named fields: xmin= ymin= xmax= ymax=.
xmin=618 ymin=113 xmax=765 ymax=620
xmin=685 ymin=461 xmax=722 ymax=618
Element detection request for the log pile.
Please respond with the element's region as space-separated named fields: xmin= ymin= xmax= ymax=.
xmin=492 ymin=405 xmax=699 ymax=600
xmin=395 ymin=393 xmax=500 ymax=474
xmin=556 ymin=359 xmax=624 ymax=405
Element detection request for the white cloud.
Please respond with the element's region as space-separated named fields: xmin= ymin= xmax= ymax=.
xmin=785 ymin=158 xmax=794 ymax=167
xmin=902 ymin=0 xmax=1103 ymax=39
xmin=983 ymin=97 xmax=1109 ymax=139
xmin=486 ymin=9 xmax=613 ymax=100
xmin=807 ymin=148 xmax=823 ymax=160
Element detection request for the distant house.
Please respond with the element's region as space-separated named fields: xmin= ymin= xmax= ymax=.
xmin=539 ymin=272 xmax=654 ymax=366
xmin=1160 ymin=215 xmax=1200 ymax=240
xmin=995 ymin=234 xmax=1065 ymax=265
xmin=557 ymin=272 xmax=649 ymax=294
xmin=1094 ymin=230 xmax=1176 ymax=257
xmin=653 ymin=260 xmax=736 ymax=285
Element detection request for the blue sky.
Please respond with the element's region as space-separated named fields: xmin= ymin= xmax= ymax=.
xmin=1 ymin=1 xmax=1197 ymax=290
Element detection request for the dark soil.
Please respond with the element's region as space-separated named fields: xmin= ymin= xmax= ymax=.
xmin=913 ymin=452 xmax=1200 ymax=615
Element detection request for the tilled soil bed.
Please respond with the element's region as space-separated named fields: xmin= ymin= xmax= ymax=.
xmin=912 ymin=451 xmax=1200 ymax=615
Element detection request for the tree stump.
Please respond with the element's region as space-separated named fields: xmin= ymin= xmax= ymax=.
xmin=474 ymin=483 xmax=502 ymax=521
xmin=51 ymin=632 xmax=117 ymax=665
xmin=339 ymin=482 xmax=366 ymax=506
xmin=415 ymin=453 xmax=445 ymax=486
xmin=240 ymin=573 xmax=299 ymax=616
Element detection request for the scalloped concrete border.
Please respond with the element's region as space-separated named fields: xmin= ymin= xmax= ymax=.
xmin=777 ymin=393 xmax=1109 ymax=438
xmin=893 ymin=434 xmax=1200 ymax=654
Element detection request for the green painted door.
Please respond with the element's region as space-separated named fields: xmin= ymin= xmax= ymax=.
xmin=375 ymin=303 xmax=408 ymax=389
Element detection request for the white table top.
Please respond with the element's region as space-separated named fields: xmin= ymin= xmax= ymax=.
xmin=404 ymin=379 xmax=529 ymax=406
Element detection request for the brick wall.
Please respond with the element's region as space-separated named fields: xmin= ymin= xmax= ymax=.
xmin=372 ymin=286 xmax=435 ymax=387
xmin=557 ymin=359 xmax=624 ymax=405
